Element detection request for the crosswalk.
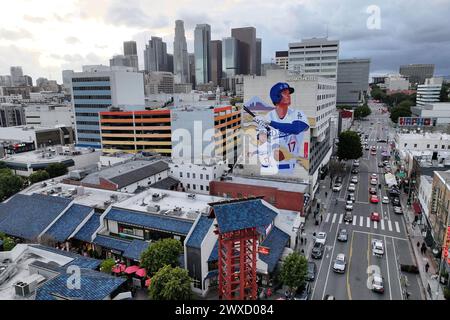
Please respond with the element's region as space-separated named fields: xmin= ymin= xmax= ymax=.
xmin=363 ymin=145 xmax=387 ymax=150
xmin=324 ymin=212 xmax=403 ymax=234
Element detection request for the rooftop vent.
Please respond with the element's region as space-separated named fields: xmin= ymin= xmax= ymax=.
xmin=147 ymin=205 xmax=160 ymax=213
xmin=187 ymin=194 xmax=196 ymax=199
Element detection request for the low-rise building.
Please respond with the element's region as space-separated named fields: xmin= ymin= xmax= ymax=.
xmin=24 ymin=104 xmax=74 ymax=127
xmin=0 ymin=125 xmax=74 ymax=149
xmin=383 ymin=75 xmax=409 ymax=92
xmin=411 ymin=102 xmax=450 ymax=125
xmin=416 ymin=77 xmax=443 ymax=106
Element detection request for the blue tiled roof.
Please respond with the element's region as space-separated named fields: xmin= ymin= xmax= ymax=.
xmin=0 ymin=194 xmax=71 ymax=240
xmin=93 ymin=235 xmax=131 ymax=253
xmin=212 ymin=199 xmax=277 ymax=234
xmin=208 ymin=240 xmax=219 ymax=262
xmin=259 ymin=227 xmax=290 ymax=273
xmin=30 ymin=245 xmax=101 ymax=270
xmin=105 ymin=208 xmax=193 ymax=236
xmin=185 ymin=215 xmax=214 ymax=249
xmin=45 ymin=204 xmax=93 ymax=242
xmin=73 ymin=213 xmax=102 ymax=242
xmin=35 ymin=268 xmax=126 ymax=300
xmin=123 ymin=239 xmax=149 ymax=261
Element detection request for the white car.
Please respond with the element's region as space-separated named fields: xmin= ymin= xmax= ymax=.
xmin=345 ymin=201 xmax=353 ymax=211
xmin=353 ymin=160 xmax=360 ymax=167
xmin=382 ymin=196 xmax=389 ymax=204
xmin=348 ymin=183 xmax=356 ymax=192
xmin=370 ymin=179 xmax=377 ymax=185
xmin=371 ymin=274 xmax=385 ymax=293
xmin=372 ymin=239 xmax=384 ymax=257
xmin=371 ymin=173 xmax=378 ymax=179
xmin=315 ymin=232 xmax=327 ymax=245
xmin=333 ymin=184 xmax=342 ymax=192
xmin=351 ymin=176 xmax=358 ymax=184
xmin=333 ymin=253 xmax=346 ymax=273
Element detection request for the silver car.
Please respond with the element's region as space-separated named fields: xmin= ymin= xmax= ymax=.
xmin=333 ymin=253 xmax=346 ymax=273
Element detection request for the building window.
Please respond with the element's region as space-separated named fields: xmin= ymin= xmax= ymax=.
xmin=200 ymin=174 xmax=203 ymax=179
xmin=427 ymin=144 xmax=430 ymax=148
xmin=206 ymin=174 xmax=210 ymax=180
xmin=200 ymin=185 xmax=204 ymax=191
xmin=187 ymin=172 xmax=190 ymax=178
xmin=442 ymin=145 xmax=445 ymax=149
xmin=206 ymin=186 xmax=209 ymax=192
xmin=193 ymin=184 xmax=196 ymax=190
xmin=404 ymin=143 xmax=407 ymax=147
xmin=193 ymin=173 xmax=196 ymax=179
xmin=414 ymin=144 xmax=417 ymax=148
xmin=187 ymin=183 xmax=190 ymax=189
xmin=435 ymin=145 xmax=438 ymax=149
xmin=180 ymin=172 xmax=183 ymax=178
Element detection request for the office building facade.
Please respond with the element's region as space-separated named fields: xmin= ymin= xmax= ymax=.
xmin=275 ymin=51 xmax=289 ymax=70
xmin=222 ymin=37 xmax=239 ymax=78
xmin=231 ymin=27 xmax=257 ymax=75
xmin=0 ymin=104 xmax=26 ymax=127
xmin=144 ymin=37 xmax=168 ymax=72
xmin=336 ymin=58 xmax=370 ymax=106
xmin=123 ymin=41 xmax=137 ymax=56
xmin=194 ymin=24 xmax=211 ymax=85
xmin=400 ymin=64 xmax=435 ymax=85
xmin=210 ymin=40 xmax=222 ymax=86
xmin=144 ymin=72 xmax=174 ymax=95
xmin=10 ymin=66 xmax=24 ymax=86
xmin=173 ymin=20 xmax=190 ymax=84
xmin=256 ymin=38 xmax=262 ymax=76
xmin=417 ymin=77 xmax=443 ymax=106
xmin=288 ymin=37 xmax=339 ymax=79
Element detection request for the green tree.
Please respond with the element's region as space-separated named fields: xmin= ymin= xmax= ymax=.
xmin=337 ymin=131 xmax=363 ymax=160
xmin=354 ymin=104 xmax=371 ymax=119
xmin=148 ymin=265 xmax=192 ymax=300
xmin=140 ymin=238 xmax=182 ymax=276
xmin=29 ymin=170 xmax=50 ymax=184
xmin=100 ymin=258 xmax=116 ymax=274
xmin=0 ymin=161 xmax=7 ymax=169
xmin=0 ymin=173 xmax=24 ymax=201
xmin=390 ymin=106 xmax=412 ymax=123
xmin=45 ymin=163 xmax=68 ymax=178
xmin=440 ymin=83 xmax=449 ymax=102
xmin=279 ymin=252 xmax=308 ymax=294
xmin=397 ymin=100 xmax=414 ymax=110
xmin=2 ymin=237 xmax=16 ymax=251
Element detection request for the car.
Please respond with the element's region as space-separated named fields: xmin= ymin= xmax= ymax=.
xmin=377 ymin=138 xmax=387 ymax=143
xmin=294 ymin=282 xmax=311 ymax=300
xmin=371 ymin=146 xmax=376 ymax=151
xmin=371 ymin=173 xmax=378 ymax=179
xmin=353 ymin=160 xmax=360 ymax=167
xmin=311 ymin=242 xmax=325 ymax=259
xmin=348 ymin=183 xmax=356 ymax=192
xmin=365 ymin=145 xmax=370 ymax=151
xmin=306 ymin=262 xmax=317 ymax=281
xmin=347 ymin=193 xmax=355 ymax=202
xmin=383 ymin=160 xmax=389 ymax=166
xmin=370 ymin=178 xmax=377 ymax=185
xmin=351 ymin=176 xmax=358 ymax=184
xmin=345 ymin=201 xmax=353 ymax=211
xmin=335 ymin=176 xmax=343 ymax=184
xmin=370 ymin=195 xmax=379 ymax=203
xmin=378 ymin=162 xmax=384 ymax=168
xmin=370 ymin=211 xmax=381 ymax=222
xmin=371 ymin=150 xmax=377 ymax=155
xmin=333 ymin=253 xmax=346 ymax=273
xmin=315 ymin=232 xmax=327 ymax=244
xmin=382 ymin=196 xmax=389 ymax=204
xmin=392 ymin=197 xmax=401 ymax=206
xmin=323 ymin=294 xmax=336 ymax=300
xmin=344 ymin=211 xmax=353 ymax=223
xmin=369 ymin=187 xmax=377 ymax=195
xmin=351 ymin=168 xmax=359 ymax=174
xmin=394 ymin=206 xmax=403 ymax=214
xmin=332 ymin=183 xmax=343 ymax=192
xmin=372 ymin=239 xmax=384 ymax=257
xmin=371 ymin=274 xmax=385 ymax=293
xmin=337 ymin=228 xmax=348 ymax=242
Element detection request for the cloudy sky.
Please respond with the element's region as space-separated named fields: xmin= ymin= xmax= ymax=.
xmin=0 ymin=0 xmax=449 ymax=82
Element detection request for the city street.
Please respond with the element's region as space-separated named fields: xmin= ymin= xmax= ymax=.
xmin=309 ymin=101 xmax=423 ymax=300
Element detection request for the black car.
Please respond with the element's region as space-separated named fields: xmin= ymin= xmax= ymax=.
xmin=369 ymin=187 xmax=377 ymax=195
xmin=343 ymin=211 xmax=353 ymax=223
xmin=351 ymin=168 xmax=359 ymax=174
xmin=306 ymin=262 xmax=317 ymax=281
xmin=335 ymin=176 xmax=343 ymax=184
xmin=294 ymin=282 xmax=311 ymax=300
xmin=392 ymin=197 xmax=401 ymax=206
xmin=378 ymin=162 xmax=384 ymax=168
xmin=311 ymin=242 xmax=325 ymax=259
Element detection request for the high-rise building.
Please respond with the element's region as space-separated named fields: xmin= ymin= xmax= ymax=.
xmin=256 ymin=38 xmax=262 ymax=76
xmin=10 ymin=66 xmax=24 ymax=86
xmin=144 ymin=71 xmax=174 ymax=95
xmin=416 ymin=77 xmax=443 ymax=106
xmin=188 ymin=53 xmax=196 ymax=86
xmin=194 ymin=24 xmax=211 ymax=85
xmin=336 ymin=58 xmax=371 ymax=107
xmin=231 ymin=27 xmax=256 ymax=75
xmin=399 ymin=64 xmax=435 ymax=85
xmin=210 ymin=40 xmax=222 ymax=86
xmin=222 ymin=37 xmax=239 ymax=78
xmin=62 ymin=70 xmax=74 ymax=93
xmin=275 ymin=51 xmax=289 ymax=70
xmin=173 ymin=20 xmax=190 ymax=84
xmin=288 ymin=37 xmax=339 ymax=79
xmin=110 ymin=55 xmax=134 ymax=69
xmin=0 ymin=104 xmax=26 ymax=127
xmin=23 ymin=75 xmax=33 ymax=87
xmin=0 ymin=75 xmax=12 ymax=87
xmin=70 ymin=68 xmax=145 ymax=148
xmin=167 ymin=54 xmax=174 ymax=73
xmin=123 ymin=41 xmax=137 ymax=56
xmin=144 ymin=37 xmax=168 ymax=72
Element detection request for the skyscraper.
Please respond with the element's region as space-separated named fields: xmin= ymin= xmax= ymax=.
xmin=222 ymin=37 xmax=239 ymax=78
xmin=256 ymin=38 xmax=262 ymax=76
xmin=144 ymin=37 xmax=168 ymax=72
xmin=399 ymin=64 xmax=435 ymax=85
xmin=194 ymin=24 xmax=211 ymax=85
xmin=123 ymin=41 xmax=139 ymax=71
xmin=336 ymin=58 xmax=371 ymax=106
xmin=167 ymin=54 xmax=174 ymax=73
xmin=10 ymin=66 xmax=24 ymax=86
xmin=173 ymin=20 xmax=190 ymax=84
xmin=188 ymin=53 xmax=196 ymax=86
xmin=231 ymin=27 xmax=256 ymax=75
xmin=210 ymin=40 xmax=222 ymax=86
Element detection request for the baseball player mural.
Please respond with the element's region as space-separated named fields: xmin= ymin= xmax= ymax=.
xmin=243 ymin=82 xmax=310 ymax=175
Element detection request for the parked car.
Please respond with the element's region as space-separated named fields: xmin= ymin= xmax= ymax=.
xmin=369 ymin=187 xmax=377 ymax=195
xmin=371 ymin=274 xmax=385 ymax=293
xmin=348 ymin=183 xmax=356 ymax=192
xmin=372 ymin=239 xmax=384 ymax=257
xmin=365 ymin=145 xmax=370 ymax=150
xmin=351 ymin=176 xmax=358 ymax=184
xmin=315 ymin=232 xmax=327 ymax=244
xmin=371 ymin=173 xmax=378 ymax=179
xmin=370 ymin=212 xmax=381 ymax=222
xmin=344 ymin=211 xmax=353 ymax=223
xmin=294 ymin=282 xmax=311 ymax=300
xmin=337 ymin=228 xmax=348 ymax=242
xmin=345 ymin=201 xmax=353 ymax=211
xmin=370 ymin=195 xmax=379 ymax=203
xmin=351 ymin=168 xmax=359 ymax=174
xmin=382 ymin=196 xmax=389 ymax=204
xmin=333 ymin=253 xmax=347 ymax=273
xmin=333 ymin=183 xmax=343 ymax=192
xmin=370 ymin=178 xmax=378 ymax=185
xmin=311 ymin=242 xmax=325 ymax=259
xmin=306 ymin=262 xmax=317 ymax=281
xmin=347 ymin=193 xmax=355 ymax=202
xmin=353 ymin=160 xmax=360 ymax=167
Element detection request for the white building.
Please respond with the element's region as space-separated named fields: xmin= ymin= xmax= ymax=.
xmin=416 ymin=77 xmax=443 ymax=106
xmin=275 ymin=51 xmax=289 ymax=70
xmin=288 ymin=37 xmax=339 ymax=79
xmin=411 ymin=102 xmax=450 ymax=125
xmin=144 ymin=71 xmax=174 ymax=95
xmin=418 ymin=175 xmax=433 ymax=219
xmin=384 ymin=75 xmax=409 ymax=91
xmin=24 ymin=104 xmax=74 ymax=127
xmin=169 ymin=161 xmax=229 ymax=194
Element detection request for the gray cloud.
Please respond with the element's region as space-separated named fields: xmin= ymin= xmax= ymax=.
xmin=65 ymin=36 xmax=81 ymax=44
xmin=105 ymin=1 xmax=168 ymax=29
xmin=0 ymin=28 xmax=33 ymax=40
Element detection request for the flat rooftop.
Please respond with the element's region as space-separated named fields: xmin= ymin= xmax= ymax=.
xmin=396 ymin=132 xmax=450 ymax=140
xmin=3 ymin=147 xmax=97 ymax=164
xmin=222 ymin=175 xmax=309 ymax=193
xmin=114 ymin=188 xmax=225 ymax=220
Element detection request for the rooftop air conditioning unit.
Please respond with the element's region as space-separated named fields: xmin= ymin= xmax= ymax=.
xmin=152 ymin=193 xmax=162 ymax=201
xmin=14 ymin=281 xmax=30 ymax=297
xmin=147 ymin=205 xmax=160 ymax=213
xmin=110 ymin=194 xmax=118 ymax=201
xmin=187 ymin=194 xmax=196 ymax=199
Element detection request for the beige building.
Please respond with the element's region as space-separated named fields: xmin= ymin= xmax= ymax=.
xmin=430 ymin=171 xmax=450 ymax=250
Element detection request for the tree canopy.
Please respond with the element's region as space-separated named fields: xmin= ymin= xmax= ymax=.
xmin=390 ymin=105 xmax=412 ymax=123
xmin=45 ymin=163 xmax=68 ymax=178
xmin=29 ymin=170 xmax=50 ymax=184
xmin=148 ymin=265 xmax=193 ymax=300
xmin=0 ymin=169 xmax=24 ymax=201
xmin=337 ymin=130 xmax=363 ymax=160
xmin=354 ymin=104 xmax=371 ymax=119
xmin=100 ymin=258 xmax=116 ymax=274
xmin=279 ymin=252 xmax=308 ymax=293
xmin=140 ymin=238 xmax=183 ymax=276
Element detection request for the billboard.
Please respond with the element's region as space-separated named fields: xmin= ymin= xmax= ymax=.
xmin=398 ymin=117 xmax=434 ymax=127
xmin=241 ymin=82 xmax=310 ymax=178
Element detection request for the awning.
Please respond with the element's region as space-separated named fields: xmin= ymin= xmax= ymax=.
xmin=413 ymin=202 xmax=422 ymax=215
xmin=145 ymin=277 xmax=151 ymax=287
xmin=124 ymin=265 xmax=140 ymax=274
xmin=112 ymin=264 xmax=126 ymax=274
xmin=135 ymin=268 xmax=147 ymax=277
xmin=205 ymin=269 xmax=219 ymax=279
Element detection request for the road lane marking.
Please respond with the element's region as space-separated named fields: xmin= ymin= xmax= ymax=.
xmin=388 ymin=220 xmax=393 ymax=231
xmin=395 ymin=221 xmax=400 ymax=233
xmin=384 ymin=235 xmax=393 ymax=300
xmin=325 ymin=212 xmax=331 ymax=223
xmin=360 ymin=216 xmax=364 ymax=227
xmin=339 ymin=214 xmax=343 ymax=224
xmin=352 ymin=230 xmax=407 ymax=241
xmin=374 ymin=221 xmax=378 ymax=229
xmin=381 ymin=219 xmax=385 ymax=230
xmin=367 ymin=217 xmax=371 ymax=228
xmin=353 ymin=216 xmax=357 ymax=226
xmin=332 ymin=213 xmax=337 ymax=224
xmin=321 ymin=222 xmax=340 ymax=300
xmin=391 ymin=239 xmax=404 ymax=300
xmin=346 ymin=231 xmax=354 ymax=300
